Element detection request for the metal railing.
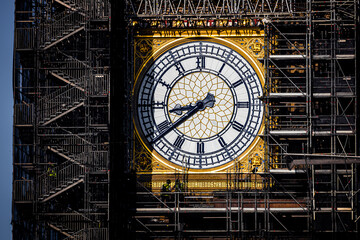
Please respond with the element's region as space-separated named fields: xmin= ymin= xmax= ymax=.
xmin=47 ymin=212 xmax=90 ymax=235
xmin=37 ymin=85 xmax=84 ymax=123
xmin=51 ymin=58 xmax=89 ymax=88
xmin=37 ymin=160 xmax=85 ymax=198
xmin=88 ymin=151 xmax=108 ymax=171
xmin=48 ymin=140 xmax=107 ymax=172
xmin=48 ymin=134 xmax=91 ymax=156
xmin=55 ymin=0 xmax=87 ymax=11
xmin=312 ymin=77 xmax=356 ymax=94
xmin=64 ymin=228 xmax=108 ymax=240
xmin=88 ymin=74 xmax=109 ymax=96
xmin=89 ymin=0 xmax=110 ymax=19
xmin=135 ymin=190 xmax=310 ymax=234
xmin=40 ymin=11 xmax=85 ymax=47
xmin=313 ymin=39 xmax=356 ymax=56
xmin=136 ymin=191 xmax=309 ymax=209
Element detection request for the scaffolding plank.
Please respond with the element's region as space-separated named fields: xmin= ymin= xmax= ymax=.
xmin=269 ymin=55 xmax=306 ymax=60
xmin=269 ymin=169 xmax=306 ymax=174
xmin=336 ymin=54 xmax=355 ymax=59
xmin=313 ymin=130 xmax=355 ymax=136
xmin=313 ymin=55 xmax=331 ymax=60
xmin=269 ymin=130 xmax=308 ymax=136
xmin=268 ymin=93 xmax=305 ymax=98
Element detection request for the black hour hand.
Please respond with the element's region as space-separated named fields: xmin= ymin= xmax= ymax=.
xmin=169 ymin=93 xmax=216 ymax=115
xmin=151 ymin=93 xmax=216 ymax=143
xmin=169 ymin=103 xmax=194 ymax=115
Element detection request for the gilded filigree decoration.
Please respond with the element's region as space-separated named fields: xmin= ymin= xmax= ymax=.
xmin=152 ymin=159 xmax=172 ymax=172
xmin=134 ymin=38 xmax=175 ymax=77
xmin=231 ymin=38 xmax=265 ymax=59
xmin=248 ymin=38 xmax=264 ymax=57
xmin=134 ymin=39 xmax=153 ymax=74
xmin=134 ymin=133 xmax=174 ymax=173
xmin=133 ymin=135 xmax=153 ymax=172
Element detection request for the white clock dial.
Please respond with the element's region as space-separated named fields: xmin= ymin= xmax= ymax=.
xmin=135 ymin=41 xmax=263 ymax=169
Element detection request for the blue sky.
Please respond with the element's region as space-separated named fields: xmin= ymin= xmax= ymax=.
xmin=0 ymin=1 xmax=14 ymax=239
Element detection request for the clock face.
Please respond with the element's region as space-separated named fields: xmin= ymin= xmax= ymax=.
xmin=135 ymin=41 xmax=263 ymax=169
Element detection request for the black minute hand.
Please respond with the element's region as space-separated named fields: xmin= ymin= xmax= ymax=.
xmin=151 ymin=93 xmax=215 ymax=143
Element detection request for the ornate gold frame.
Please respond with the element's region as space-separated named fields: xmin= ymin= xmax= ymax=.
xmin=133 ymin=30 xmax=266 ymax=175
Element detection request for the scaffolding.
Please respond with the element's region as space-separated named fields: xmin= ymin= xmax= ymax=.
xmin=264 ymin=0 xmax=358 ymax=233
xmin=12 ymin=0 xmax=359 ymax=239
xmin=121 ymin=0 xmax=359 ymax=238
xmin=13 ymin=0 xmax=110 ymax=239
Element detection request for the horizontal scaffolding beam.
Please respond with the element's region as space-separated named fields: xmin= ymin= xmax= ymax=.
xmin=268 ymin=130 xmax=355 ymax=136
xmin=290 ymin=159 xmax=360 ymax=168
xmin=268 ymin=92 xmax=355 ymax=98
xmin=136 ymin=207 xmax=309 ymax=213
